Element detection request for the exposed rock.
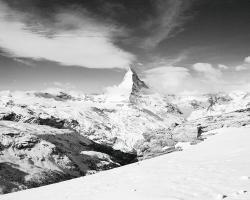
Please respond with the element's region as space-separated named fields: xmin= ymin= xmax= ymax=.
xmin=0 ymin=121 xmax=137 ymax=194
xmin=34 ymin=92 xmax=73 ymax=101
xmin=36 ymin=117 xmax=79 ymax=130
xmin=14 ymin=136 xmax=39 ymax=150
xmin=0 ymin=112 xmax=20 ymax=121
xmin=129 ymin=67 xmax=149 ymax=102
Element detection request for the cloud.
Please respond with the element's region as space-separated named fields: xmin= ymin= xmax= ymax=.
xmin=53 ymin=82 xmax=76 ymax=89
xmin=218 ymin=64 xmax=229 ymax=70
xmin=144 ymin=66 xmax=191 ymax=93
xmin=192 ymin=63 xmax=222 ymax=82
xmin=0 ymin=2 xmax=135 ymax=69
xmin=143 ymin=62 xmax=244 ymax=94
xmin=244 ymin=56 xmax=250 ymax=63
xmin=235 ymin=65 xmax=248 ymax=71
xmin=134 ymin=0 xmax=194 ymax=49
xmin=13 ymin=58 xmax=33 ymax=66
xmin=234 ymin=56 xmax=250 ymax=71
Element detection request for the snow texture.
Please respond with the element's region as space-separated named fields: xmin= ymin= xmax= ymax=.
xmin=2 ymin=127 xmax=250 ymax=200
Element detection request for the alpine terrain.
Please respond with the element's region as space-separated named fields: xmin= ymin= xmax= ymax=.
xmin=1 ymin=68 xmax=250 ymax=195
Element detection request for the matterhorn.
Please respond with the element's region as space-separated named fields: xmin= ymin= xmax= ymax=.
xmin=105 ymin=66 xmax=149 ymax=102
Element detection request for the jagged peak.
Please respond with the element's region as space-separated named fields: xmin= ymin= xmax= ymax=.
xmin=129 ymin=66 xmax=149 ymax=95
xmin=105 ymin=66 xmax=149 ymax=102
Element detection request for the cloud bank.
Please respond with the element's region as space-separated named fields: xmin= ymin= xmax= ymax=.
xmin=235 ymin=56 xmax=250 ymax=71
xmin=193 ymin=63 xmax=222 ymax=82
xmin=0 ymin=2 xmax=135 ymax=69
xmin=144 ymin=58 xmax=250 ymax=94
xmin=244 ymin=56 xmax=250 ymax=63
xmin=0 ymin=0 xmax=195 ymax=69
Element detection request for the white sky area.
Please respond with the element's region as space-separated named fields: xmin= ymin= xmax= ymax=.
xmin=0 ymin=2 xmax=134 ymax=69
xmin=144 ymin=58 xmax=250 ymax=94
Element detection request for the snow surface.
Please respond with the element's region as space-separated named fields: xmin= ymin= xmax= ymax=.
xmin=105 ymin=68 xmax=133 ymax=102
xmin=2 ymin=127 xmax=250 ymax=200
xmin=187 ymin=92 xmax=250 ymax=120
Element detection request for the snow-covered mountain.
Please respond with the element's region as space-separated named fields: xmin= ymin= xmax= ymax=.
xmin=2 ymin=127 xmax=250 ymax=200
xmin=168 ymin=92 xmax=250 ymax=120
xmin=1 ymin=67 xmax=250 ymax=194
xmin=0 ymin=68 xmax=184 ymax=193
xmin=0 ymin=68 xmax=184 ymax=153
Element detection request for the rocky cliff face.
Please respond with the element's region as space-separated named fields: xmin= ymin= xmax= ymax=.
xmin=105 ymin=67 xmax=149 ymax=103
xmin=1 ymin=68 xmax=250 ymax=194
xmin=129 ymin=67 xmax=149 ymax=101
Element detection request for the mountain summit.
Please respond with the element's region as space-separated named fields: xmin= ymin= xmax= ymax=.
xmin=105 ymin=67 xmax=149 ymax=102
xmin=130 ymin=67 xmax=149 ymax=96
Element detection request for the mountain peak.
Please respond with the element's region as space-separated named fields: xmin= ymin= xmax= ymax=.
xmin=129 ymin=66 xmax=149 ymax=95
xmin=105 ymin=66 xmax=149 ymax=102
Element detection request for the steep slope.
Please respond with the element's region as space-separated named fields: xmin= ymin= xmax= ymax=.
xmin=0 ymin=121 xmax=136 ymax=194
xmin=2 ymin=127 xmax=250 ymax=200
xmin=105 ymin=67 xmax=149 ymax=102
xmin=129 ymin=67 xmax=149 ymax=102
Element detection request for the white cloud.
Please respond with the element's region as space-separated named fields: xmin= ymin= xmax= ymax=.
xmin=233 ymin=56 xmax=250 ymax=71
xmin=244 ymin=56 xmax=250 ymax=63
xmin=139 ymin=0 xmax=193 ymax=49
xmin=143 ymin=58 xmax=250 ymax=94
xmin=145 ymin=66 xmax=190 ymax=86
xmin=53 ymin=82 xmax=76 ymax=89
xmin=13 ymin=58 xmax=33 ymax=66
xmin=143 ymin=63 xmax=239 ymax=94
xmin=235 ymin=65 xmax=248 ymax=71
xmin=144 ymin=66 xmax=191 ymax=94
xmin=192 ymin=63 xmax=222 ymax=82
xmin=218 ymin=64 xmax=229 ymax=70
xmin=0 ymin=2 xmax=135 ymax=69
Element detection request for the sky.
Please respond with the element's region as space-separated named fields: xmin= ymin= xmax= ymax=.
xmin=0 ymin=0 xmax=250 ymax=94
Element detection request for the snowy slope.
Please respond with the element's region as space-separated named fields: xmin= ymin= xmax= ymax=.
xmin=0 ymin=121 xmax=137 ymax=194
xmin=2 ymin=127 xmax=250 ymax=200
xmin=1 ymin=68 xmax=250 ymax=196
xmin=186 ymin=92 xmax=250 ymax=120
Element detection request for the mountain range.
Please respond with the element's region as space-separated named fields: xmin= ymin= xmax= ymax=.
xmin=1 ymin=68 xmax=250 ymax=194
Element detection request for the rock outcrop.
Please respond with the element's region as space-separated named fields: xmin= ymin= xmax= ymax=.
xmin=129 ymin=67 xmax=149 ymax=102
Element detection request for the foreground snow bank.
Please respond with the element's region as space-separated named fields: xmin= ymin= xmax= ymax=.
xmin=2 ymin=127 xmax=250 ymax=200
